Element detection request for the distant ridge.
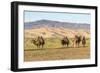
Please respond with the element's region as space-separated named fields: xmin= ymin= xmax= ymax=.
xmin=24 ymin=19 xmax=90 ymax=29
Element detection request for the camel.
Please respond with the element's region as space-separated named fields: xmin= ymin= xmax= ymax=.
xmin=61 ymin=36 xmax=70 ymax=47
xmin=73 ymin=35 xmax=81 ymax=47
xmin=31 ymin=36 xmax=45 ymax=48
xmin=82 ymin=36 xmax=86 ymax=47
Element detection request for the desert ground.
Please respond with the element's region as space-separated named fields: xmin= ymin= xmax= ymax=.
xmin=24 ymin=46 xmax=90 ymax=61
xmin=24 ymin=36 xmax=90 ymax=62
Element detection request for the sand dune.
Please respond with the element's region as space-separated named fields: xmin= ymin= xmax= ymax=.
xmin=24 ymin=27 xmax=90 ymax=38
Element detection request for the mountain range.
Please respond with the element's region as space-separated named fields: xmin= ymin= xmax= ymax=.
xmin=24 ymin=19 xmax=90 ymax=29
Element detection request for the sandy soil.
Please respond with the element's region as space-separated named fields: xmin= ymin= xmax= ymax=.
xmin=24 ymin=47 xmax=90 ymax=62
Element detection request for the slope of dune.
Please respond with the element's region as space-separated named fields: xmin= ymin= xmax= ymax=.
xmin=24 ymin=27 xmax=90 ymax=38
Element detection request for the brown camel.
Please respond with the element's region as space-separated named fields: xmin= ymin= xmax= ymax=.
xmin=61 ymin=36 xmax=70 ymax=47
xmin=82 ymin=36 xmax=86 ymax=47
xmin=73 ymin=35 xmax=81 ymax=47
xmin=31 ymin=36 xmax=45 ymax=48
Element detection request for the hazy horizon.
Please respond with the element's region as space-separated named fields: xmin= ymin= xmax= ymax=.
xmin=24 ymin=11 xmax=91 ymax=24
xmin=24 ymin=19 xmax=90 ymax=25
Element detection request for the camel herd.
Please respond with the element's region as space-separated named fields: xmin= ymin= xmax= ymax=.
xmin=31 ymin=35 xmax=86 ymax=48
xmin=72 ymin=35 xmax=86 ymax=47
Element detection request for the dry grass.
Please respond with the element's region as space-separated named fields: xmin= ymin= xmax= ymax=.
xmin=24 ymin=47 xmax=90 ymax=61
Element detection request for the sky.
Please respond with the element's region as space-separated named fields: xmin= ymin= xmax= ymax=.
xmin=24 ymin=11 xmax=91 ymax=24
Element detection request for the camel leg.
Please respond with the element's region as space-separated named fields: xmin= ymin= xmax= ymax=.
xmin=73 ymin=40 xmax=75 ymax=48
xmin=37 ymin=45 xmax=39 ymax=48
xmin=74 ymin=43 xmax=76 ymax=48
xmin=67 ymin=44 xmax=68 ymax=47
xmin=38 ymin=45 xmax=40 ymax=48
xmin=37 ymin=45 xmax=38 ymax=48
xmin=78 ymin=43 xmax=79 ymax=47
xmin=73 ymin=42 xmax=74 ymax=48
xmin=73 ymin=42 xmax=75 ymax=48
xmin=76 ymin=43 xmax=77 ymax=48
xmin=63 ymin=44 xmax=64 ymax=47
xmin=63 ymin=44 xmax=65 ymax=47
xmin=83 ymin=44 xmax=85 ymax=47
xmin=42 ymin=45 xmax=43 ymax=48
xmin=65 ymin=44 xmax=66 ymax=47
